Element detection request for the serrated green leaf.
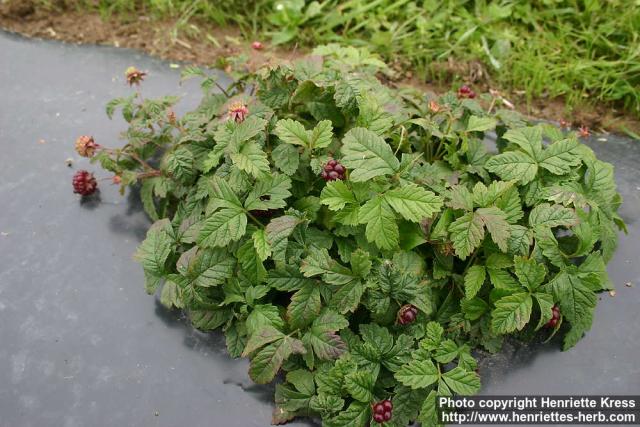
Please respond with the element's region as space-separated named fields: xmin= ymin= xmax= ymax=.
xmin=230 ymin=141 xmax=270 ymax=178
xmin=395 ymin=359 xmax=439 ymax=389
xmin=449 ymin=212 xmax=484 ymax=259
xmin=242 ymin=325 xmax=285 ymax=356
xmin=514 ymin=256 xmax=546 ymax=291
xmin=466 ymin=116 xmax=497 ymax=132
xmin=197 ymin=207 xmax=247 ymax=248
xmin=344 ymin=371 xmax=376 ymax=402
xmin=249 ymin=336 xmax=305 ymax=384
xmin=384 ymin=184 xmax=443 ymax=222
xmin=448 ymin=185 xmax=473 ymax=211
xmin=182 ymin=247 xmax=236 ymax=287
xmin=300 ymin=248 xmax=356 ymax=285
xmin=320 ymin=180 xmax=357 ymax=211
xmin=330 ymin=281 xmax=365 ymax=314
xmin=491 ymin=292 xmax=532 ymax=334
xmin=246 ymin=304 xmax=285 ymax=335
xmin=325 ymin=401 xmax=370 ymax=427
xmin=243 ymin=174 xmax=292 ymax=211
xmin=350 ymin=249 xmax=372 ymax=278
xmin=341 ymin=127 xmax=399 ymax=181
xmin=310 ymin=120 xmax=333 ymax=149
xmin=464 ymin=265 xmax=486 ymax=299
xmin=237 ymin=239 xmax=267 ymax=284
xmin=539 ymin=138 xmax=581 ymax=175
xmin=134 ymin=219 xmax=174 ymax=293
xmin=434 ymin=339 xmax=459 ymax=364
xmin=442 ymin=367 xmax=481 ymax=395
xmin=503 ymin=126 xmax=543 ymax=159
xmin=358 ymin=196 xmax=399 ymax=250
xmin=534 ymin=292 xmax=555 ymax=330
xmin=189 ymin=308 xmax=231 ymax=330
xmin=252 ymin=229 xmax=271 ymax=261
xmin=485 ymin=151 xmax=538 ymax=184
xmin=476 ymin=207 xmax=511 ymax=252
xmin=488 ymin=268 xmax=520 ymax=290
xmin=310 ymin=394 xmax=345 ymax=415
xmin=417 ymin=390 xmax=440 ymax=427
xmin=272 ymin=143 xmax=300 ymax=175
xmin=274 ymin=118 xmax=310 ymax=147
xmin=287 ymin=283 xmax=322 ymax=329
xmin=268 ymin=266 xmax=317 ymax=291
xmin=461 ymin=297 xmax=490 ymax=320
xmin=529 ymin=203 xmax=578 ymax=228
xmin=266 ymin=215 xmax=303 ymax=263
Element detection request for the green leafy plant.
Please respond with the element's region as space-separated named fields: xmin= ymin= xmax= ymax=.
xmin=87 ymin=46 xmax=625 ymax=426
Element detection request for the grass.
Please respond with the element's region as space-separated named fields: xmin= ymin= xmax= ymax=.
xmin=39 ymin=0 xmax=640 ymax=117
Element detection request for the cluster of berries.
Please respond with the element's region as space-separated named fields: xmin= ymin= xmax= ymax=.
xmin=320 ymin=159 xmax=346 ymax=181
xmin=545 ymin=305 xmax=561 ymax=328
xmin=372 ymin=400 xmax=393 ymax=423
xmin=457 ymin=84 xmax=476 ymax=99
xmin=397 ymin=304 xmax=419 ymax=325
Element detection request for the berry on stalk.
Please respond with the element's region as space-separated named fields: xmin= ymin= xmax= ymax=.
xmin=125 ymin=66 xmax=147 ymax=86
xmin=320 ymin=159 xmax=346 ymax=181
xmin=251 ymin=41 xmax=264 ymax=50
xmin=398 ymin=304 xmax=418 ymax=325
xmin=457 ymin=84 xmax=476 ymax=99
xmin=72 ymin=170 xmax=98 ymax=196
xmin=75 ymin=135 xmax=99 ymax=158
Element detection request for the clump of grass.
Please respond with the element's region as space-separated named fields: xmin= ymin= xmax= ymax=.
xmin=36 ymin=0 xmax=640 ymax=116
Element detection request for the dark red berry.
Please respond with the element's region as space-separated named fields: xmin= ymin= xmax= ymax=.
xmin=333 ymin=164 xmax=345 ymax=174
xmin=328 ymin=171 xmax=339 ymax=180
xmin=382 ymin=400 xmax=393 ymax=411
xmin=373 ymin=403 xmax=385 ymax=414
xmin=373 ymin=413 xmax=385 ymax=423
xmin=321 ymin=170 xmax=328 ymax=179
xmin=72 ymin=170 xmax=97 ymax=196
xmin=328 ymin=159 xmax=337 ymax=167
xmin=324 ymin=164 xmax=334 ymax=172
xmin=383 ymin=411 xmax=392 ymax=421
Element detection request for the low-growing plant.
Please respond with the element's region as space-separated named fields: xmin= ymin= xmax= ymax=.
xmin=83 ymin=47 xmax=625 ymax=426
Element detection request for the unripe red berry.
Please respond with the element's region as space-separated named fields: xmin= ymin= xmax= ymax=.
xmin=72 ymin=170 xmax=98 ymax=196
xmin=251 ymin=41 xmax=264 ymax=50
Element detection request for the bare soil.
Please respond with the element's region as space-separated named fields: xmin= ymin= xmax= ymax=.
xmin=1 ymin=0 xmax=638 ymax=136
